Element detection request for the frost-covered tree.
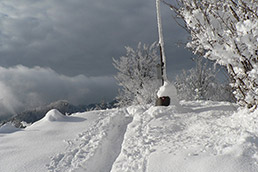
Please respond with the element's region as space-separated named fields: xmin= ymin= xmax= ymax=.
xmin=175 ymin=56 xmax=236 ymax=102
xmin=113 ymin=42 xmax=160 ymax=107
xmin=166 ymin=0 xmax=258 ymax=109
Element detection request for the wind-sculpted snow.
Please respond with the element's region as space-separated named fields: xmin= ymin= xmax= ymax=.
xmin=44 ymin=109 xmax=68 ymax=122
xmin=0 ymin=101 xmax=258 ymax=172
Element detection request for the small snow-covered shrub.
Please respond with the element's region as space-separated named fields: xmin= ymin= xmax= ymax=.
xmin=113 ymin=42 xmax=161 ymax=107
xmin=175 ymin=57 xmax=235 ymax=102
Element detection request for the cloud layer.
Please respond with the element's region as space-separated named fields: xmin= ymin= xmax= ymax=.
xmin=0 ymin=65 xmax=117 ymax=118
xmin=0 ymin=0 xmax=192 ymax=77
xmin=0 ymin=0 xmax=195 ymax=119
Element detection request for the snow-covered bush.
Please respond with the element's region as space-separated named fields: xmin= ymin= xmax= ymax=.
xmin=175 ymin=57 xmax=235 ymax=102
xmin=168 ymin=0 xmax=258 ymax=109
xmin=113 ymin=42 xmax=161 ymax=107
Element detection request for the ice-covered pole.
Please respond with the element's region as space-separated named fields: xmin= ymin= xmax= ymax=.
xmin=156 ymin=0 xmax=167 ymax=85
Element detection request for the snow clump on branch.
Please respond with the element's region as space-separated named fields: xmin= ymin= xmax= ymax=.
xmin=170 ymin=0 xmax=258 ymax=109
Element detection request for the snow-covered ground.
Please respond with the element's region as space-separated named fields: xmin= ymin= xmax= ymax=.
xmin=0 ymin=101 xmax=257 ymax=172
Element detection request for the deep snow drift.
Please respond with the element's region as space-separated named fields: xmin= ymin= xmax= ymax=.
xmin=0 ymin=100 xmax=257 ymax=172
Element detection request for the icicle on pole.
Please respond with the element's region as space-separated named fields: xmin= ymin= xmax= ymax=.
xmin=156 ymin=0 xmax=167 ymax=85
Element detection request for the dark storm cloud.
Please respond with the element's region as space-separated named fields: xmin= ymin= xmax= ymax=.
xmin=0 ymin=0 xmax=191 ymax=76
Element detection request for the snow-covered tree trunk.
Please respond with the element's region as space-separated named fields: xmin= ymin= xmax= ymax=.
xmin=168 ymin=0 xmax=258 ymax=110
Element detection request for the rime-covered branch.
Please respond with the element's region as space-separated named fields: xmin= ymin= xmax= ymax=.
xmin=167 ymin=0 xmax=258 ymax=110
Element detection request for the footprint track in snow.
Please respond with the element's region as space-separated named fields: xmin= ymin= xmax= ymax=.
xmin=46 ymin=109 xmax=132 ymax=172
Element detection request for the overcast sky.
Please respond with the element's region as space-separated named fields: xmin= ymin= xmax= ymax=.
xmin=0 ymin=0 xmax=194 ymax=118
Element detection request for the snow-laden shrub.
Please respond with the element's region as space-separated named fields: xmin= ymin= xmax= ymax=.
xmin=169 ymin=0 xmax=258 ymax=109
xmin=175 ymin=57 xmax=235 ymax=102
xmin=113 ymin=42 xmax=161 ymax=107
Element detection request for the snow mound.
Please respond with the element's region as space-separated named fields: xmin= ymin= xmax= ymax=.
xmin=157 ymin=81 xmax=177 ymax=97
xmin=157 ymin=81 xmax=180 ymax=106
xmin=43 ymin=109 xmax=67 ymax=122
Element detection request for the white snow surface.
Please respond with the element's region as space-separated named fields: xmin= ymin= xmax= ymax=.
xmin=157 ymin=81 xmax=177 ymax=98
xmin=0 ymin=101 xmax=258 ymax=172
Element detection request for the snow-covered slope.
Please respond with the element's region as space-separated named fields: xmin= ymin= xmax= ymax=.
xmin=0 ymin=101 xmax=257 ymax=172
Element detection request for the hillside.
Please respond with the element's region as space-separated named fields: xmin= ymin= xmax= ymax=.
xmin=0 ymin=100 xmax=116 ymax=128
xmin=0 ymin=100 xmax=257 ymax=172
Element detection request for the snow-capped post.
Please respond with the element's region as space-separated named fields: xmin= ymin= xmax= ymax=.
xmin=156 ymin=0 xmax=167 ymax=86
xmin=155 ymin=0 xmax=172 ymax=106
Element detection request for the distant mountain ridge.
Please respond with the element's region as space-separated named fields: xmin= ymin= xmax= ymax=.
xmin=1 ymin=100 xmax=116 ymax=128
